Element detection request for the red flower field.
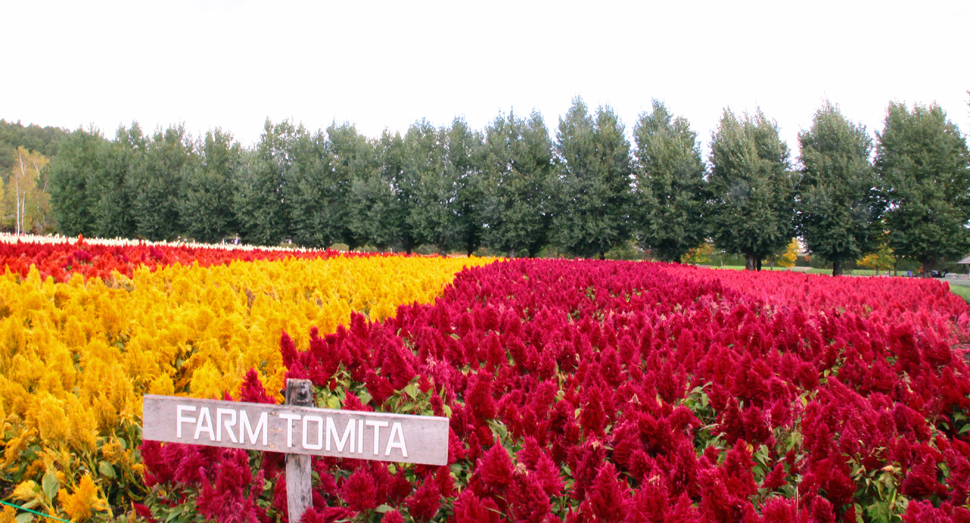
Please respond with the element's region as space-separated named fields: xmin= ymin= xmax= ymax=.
xmin=140 ymin=258 xmax=970 ymax=523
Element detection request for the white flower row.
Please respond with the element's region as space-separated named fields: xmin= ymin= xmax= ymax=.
xmin=0 ymin=233 xmax=322 ymax=253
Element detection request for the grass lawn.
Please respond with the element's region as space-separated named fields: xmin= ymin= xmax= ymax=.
xmin=709 ymin=265 xmax=880 ymax=276
xmin=950 ymin=284 xmax=970 ymax=303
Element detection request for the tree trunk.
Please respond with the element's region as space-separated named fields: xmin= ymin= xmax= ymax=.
xmin=832 ymin=260 xmax=843 ymax=276
xmin=745 ymin=253 xmax=757 ymax=271
xmin=14 ymin=167 xmax=21 ymax=235
xmin=599 ymin=251 xmax=606 ymax=260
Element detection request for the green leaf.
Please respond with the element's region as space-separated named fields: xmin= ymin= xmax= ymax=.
xmin=404 ymin=383 xmax=418 ymax=399
xmin=41 ymin=472 xmax=59 ymax=503
xmin=15 ymin=513 xmax=32 ymax=523
xmin=99 ymin=461 xmax=117 ymax=479
xmin=374 ymin=505 xmax=393 ymax=514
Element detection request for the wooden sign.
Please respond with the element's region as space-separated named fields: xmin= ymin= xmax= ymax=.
xmin=142 ymin=394 xmax=450 ymax=466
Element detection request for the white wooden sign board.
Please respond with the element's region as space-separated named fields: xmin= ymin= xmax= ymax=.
xmin=142 ymin=394 xmax=450 ymax=466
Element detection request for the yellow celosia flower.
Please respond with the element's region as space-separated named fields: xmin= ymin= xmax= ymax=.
xmin=66 ymin=395 xmax=98 ymax=453
xmin=0 ymin=505 xmax=17 ymax=523
xmin=31 ymin=392 xmax=70 ymax=445
xmin=57 ymin=474 xmax=108 ymax=521
xmin=147 ymin=373 xmax=174 ymax=396
xmin=189 ymin=360 xmax=224 ymax=399
xmin=11 ymin=480 xmax=38 ymax=501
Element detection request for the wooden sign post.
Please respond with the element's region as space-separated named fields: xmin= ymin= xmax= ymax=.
xmin=143 ymin=380 xmax=449 ymax=523
xmin=286 ymin=379 xmax=314 ymax=522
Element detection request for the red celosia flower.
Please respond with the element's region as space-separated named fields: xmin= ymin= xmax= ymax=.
xmin=901 ymin=455 xmax=948 ymax=500
xmin=666 ymin=492 xmax=703 ymax=523
xmin=568 ymin=441 xmax=607 ymax=502
xmin=476 ymin=440 xmax=514 ymax=493
xmin=387 ymin=468 xmax=413 ymax=504
xmin=759 ymin=496 xmax=797 ymax=523
xmin=809 ymin=496 xmax=835 ymax=523
xmin=342 ymin=391 xmax=373 ymax=412
xmin=363 ymin=369 xmax=395 ymax=406
xmin=581 ymin=462 xmax=629 ymax=523
xmin=698 ymin=468 xmax=744 ymax=523
xmin=299 ymin=506 xmax=354 ymax=523
xmin=406 ymin=471 xmax=442 ymax=522
xmin=196 ymin=449 xmax=265 ymax=523
xmin=280 ymin=331 xmax=299 ymax=368
xmin=341 ymin=466 xmax=378 ymax=513
xmin=140 ymin=441 xmax=175 ymax=487
xmin=238 ymin=368 xmax=277 ymax=404
xmin=509 ymin=469 xmax=552 ymax=523
xmin=466 ymin=372 xmax=497 ymax=421
xmin=761 ymin=463 xmax=787 ymax=491
xmin=453 ymin=489 xmax=500 ymax=523
xmin=173 ymin=444 xmax=215 ymax=486
xmin=532 ymin=451 xmax=564 ymax=497
xmin=902 ymin=500 xmax=950 ymax=523
xmin=132 ymin=503 xmax=157 ymax=523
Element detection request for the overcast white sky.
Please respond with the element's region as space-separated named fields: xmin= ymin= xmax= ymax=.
xmin=3 ymin=0 xmax=968 ymax=160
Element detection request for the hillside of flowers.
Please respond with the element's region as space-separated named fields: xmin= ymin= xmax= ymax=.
xmin=3 ymin=235 xmax=970 ymax=522
xmin=131 ymin=258 xmax=970 ymax=523
xmin=0 ymin=236 xmax=492 ymax=521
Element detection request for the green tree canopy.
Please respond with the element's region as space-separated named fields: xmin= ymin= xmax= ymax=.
xmin=632 ymin=100 xmax=709 ymax=263
xmin=875 ymin=102 xmax=970 ymax=273
xmin=326 ymin=123 xmax=379 ymax=250
xmin=401 ymin=120 xmax=448 ymax=252
xmin=180 ymin=129 xmax=241 ymax=244
xmin=283 ymin=128 xmax=334 ymax=249
xmin=480 ymin=109 xmax=554 ymax=257
xmin=49 ymin=127 xmax=106 ymax=236
xmin=709 ymin=108 xmax=794 ymax=270
xmin=129 ymin=125 xmax=195 ymax=241
xmin=444 ymin=117 xmax=485 ymax=255
xmin=234 ymin=119 xmax=300 ymax=246
xmin=348 ymin=130 xmax=408 ymax=252
xmin=91 ymin=123 xmax=142 ymax=239
xmin=797 ymin=101 xmax=881 ymax=275
xmin=401 ymin=118 xmax=484 ymax=254
xmin=551 ymin=97 xmax=634 ymax=259
xmin=0 ymin=120 xmax=69 ymax=176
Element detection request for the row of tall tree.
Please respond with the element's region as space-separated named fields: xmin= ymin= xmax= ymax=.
xmin=44 ymin=97 xmax=970 ymax=273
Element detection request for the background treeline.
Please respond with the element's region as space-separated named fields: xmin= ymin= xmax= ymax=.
xmin=0 ymin=120 xmax=70 ymax=234
xmin=7 ymin=97 xmax=970 ymax=274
